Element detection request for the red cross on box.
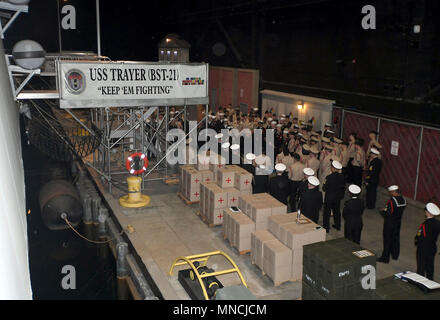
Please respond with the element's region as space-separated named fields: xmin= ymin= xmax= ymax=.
xmin=194 ymin=178 xmax=200 ymax=183
xmin=217 ymin=213 xmax=223 ymax=219
xmin=218 ymin=164 xmax=222 ymax=168
xmin=226 ymin=178 xmax=232 ymax=184
xmin=231 ymin=197 xmax=237 ymax=202
xmin=245 ymin=179 xmax=250 ymax=185
xmin=218 ymin=198 xmax=224 ymax=203
xmin=206 ymin=178 xmax=210 ymax=182
xmin=194 ymin=192 xmax=199 ymax=197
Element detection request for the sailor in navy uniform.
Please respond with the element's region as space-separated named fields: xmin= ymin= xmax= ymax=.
xmin=299 ymin=176 xmax=323 ymax=223
xmin=322 ymin=160 xmax=346 ymax=233
xmin=343 ymin=184 xmax=364 ymax=244
xmin=365 ymin=148 xmax=382 ymax=209
xmin=415 ymin=202 xmax=440 ymax=280
xmin=377 ymin=185 xmax=407 ymax=263
xmin=298 ymin=168 xmax=315 ymax=208
xmin=269 ymin=163 xmax=290 ymax=205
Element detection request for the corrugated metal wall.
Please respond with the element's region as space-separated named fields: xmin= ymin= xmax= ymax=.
xmin=342 ymin=112 xmax=378 ymax=152
xmin=208 ymin=66 xmax=259 ymax=111
xmin=378 ymin=120 xmax=421 ymax=199
xmin=417 ymin=128 xmax=440 ymax=204
xmin=340 ymin=109 xmax=440 ymax=203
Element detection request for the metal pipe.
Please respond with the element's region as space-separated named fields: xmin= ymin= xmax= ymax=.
xmin=96 ymin=0 xmax=101 ymax=56
xmin=116 ymin=242 xmax=129 ymax=279
xmin=56 ymin=0 xmax=62 ymax=52
xmin=414 ymin=127 xmax=424 ymax=201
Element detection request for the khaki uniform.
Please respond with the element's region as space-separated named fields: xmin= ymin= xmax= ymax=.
xmin=289 ymin=161 xmax=305 ymax=181
xmin=351 ymin=148 xmax=365 ymax=168
xmin=319 ymin=152 xmax=333 ymax=183
xmin=306 ymin=156 xmax=320 ymax=175
xmin=341 ymin=149 xmax=349 ymax=167
xmin=282 ymin=155 xmax=294 ymax=169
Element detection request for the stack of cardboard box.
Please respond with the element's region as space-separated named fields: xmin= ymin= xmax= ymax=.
xmin=248 ymin=213 xmax=325 ymax=286
xmin=223 ymin=207 xmax=255 ymax=253
xmin=196 ymin=163 xmax=253 ymax=226
xmin=238 ymin=193 xmax=287 ymax=230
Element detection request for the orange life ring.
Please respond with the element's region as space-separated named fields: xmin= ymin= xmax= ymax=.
xmin=125 ymin=152 xmax=148 ymax=175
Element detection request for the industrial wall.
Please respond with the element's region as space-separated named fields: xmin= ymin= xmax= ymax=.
xmin=333 ymin=108 xmax=440 ymax=204
xmin=261 ymin=90 xmax=335 ymax=132
xmin=209 ymin=66 xmax=259 ymax=112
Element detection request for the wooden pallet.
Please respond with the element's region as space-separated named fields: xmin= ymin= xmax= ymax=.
xmin=176 ymin=192 xmax=199 ymax=205
xmin=238 ymin=249 xmax=251 ymax=255
xmin=164 ymin=178 xmax=180 ymax=185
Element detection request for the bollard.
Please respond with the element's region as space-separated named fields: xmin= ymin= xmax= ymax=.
xmin=91 ymin=194 xmax=101 ymax=225
xmin=98 ymin=207 xmax=108 ymax=237
xmin=82 ymin=194 xmax=93 ymax=224
xmin=116 ymin=242 xmax=129 ymax=279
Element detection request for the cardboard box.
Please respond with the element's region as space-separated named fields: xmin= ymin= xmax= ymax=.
xmin=268 ymin=214 xmax=297 ymax=239
xmin=252 ymin=230 xmax=278 ymax=270
xmin=224 ymin=188 xmax=240 ymax=208
xmin=217 ymin=167 xmax=236 ymax=188
xmin=209 ymin=208 xmax=224 ymax=225
xmin=240 ymin=189 xmax=253 ymax=196
xmin=263 ymin=240 xmax=293 ymax=267
xmin=234 ymin=171 xmax=253 ymax=191
xmin=291 ymin=247 xmax=304 ymax=281
xmin=270 ymin=200 xmax=288 ymax=215
xmin=187 ymin=184 xmax=201 ymax=202
xmin=284 ymin=221 xmax=326 ymax=250
xmin=200 ymin=170 xmax=214 ymax=184
xmin=250 ymin=202 xmax=272 ymax=222
xmin=263 ymin=239 xmax=293 ymax=284
xmin=209 ymin=186 xmax=228 ymax=209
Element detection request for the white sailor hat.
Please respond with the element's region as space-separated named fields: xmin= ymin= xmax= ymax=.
xmin=281 ymin=114 xmax=286 ymax=117
xmin=332 ymin=160 xmax=342 ymax=170
xmin=348 ymin=184 xmax=361 ymax=195
xmin=218 ymin=112 xmax=225 ymax=116
xmin=308 ymin=176 xmax=320 ymax=186
xmin=170 ymin=117 xmax=175 ymax=121
xmin=325 ymin=123 xmax=332 ymax=127
xmin=246 ymin=153 xmax=256 ymax=161
xmin=258 ymin=164 xmax=266 ymax=169
xmin=283 ymin=130 xmax=289 ymax=134
xmin=267 ymin=117 xmax=273 ymax=122
xmin=276 ymin=124 xmax=283 ymax=127
xmin=170 ymin=111 xmax=175 ymax=114
xmin=280 ymin=117 xmax=286 ymax=121
xmin=371 ymin=148 xmax=380 ymax=155
xmin=303 ymin=168 xmax=315 ymax=176
xmin=275 ymin=163 xmax=286 ymax=172
xmin=388 ymin=185 xmax=399 ymax=192
xmin=230 ymin=144 xmax=240 ymax=151
xmin=255 ymin=155 xmax=265 ymax=165
xmin=271 ymin=121 xmax=277 ymax=125
xmin=221 ymin=142 xmax=230 ymax=149
xmin=253 ymin=107 xmax=259 ymax=111
xmin=426 ymin=203 xmax=440 ymax=216
xmin=215 ymin=133 xmax=224 ymax=139
xmin=327 ymin=130 xmax=335 ymax=134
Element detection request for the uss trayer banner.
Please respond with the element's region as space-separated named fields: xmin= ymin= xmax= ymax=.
xmin=58 ymin=61 xmax=208 ymax=108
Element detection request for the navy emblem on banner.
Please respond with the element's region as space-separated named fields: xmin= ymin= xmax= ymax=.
xmin=65 ymin=69 xmax=86 ymax=94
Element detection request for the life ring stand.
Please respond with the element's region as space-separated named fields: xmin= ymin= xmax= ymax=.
xmin=120 ymin=152 xmax=150 ymax=208
xmin=125 ymin=152 xmax=148 ymax=176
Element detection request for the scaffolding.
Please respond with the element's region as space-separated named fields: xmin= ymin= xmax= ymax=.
xmin=83 ymin=103 xmax=208 ymax=193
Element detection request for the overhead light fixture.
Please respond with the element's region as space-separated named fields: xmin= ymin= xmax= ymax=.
xmin=297 ymin=101 xmax=304 ymax=110
xmin=166 ymin=38 xmax=171 ymax=43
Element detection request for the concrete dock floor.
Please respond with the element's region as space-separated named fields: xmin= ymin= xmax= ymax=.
xmin=88 ymin=167 xmax=440 ymax=300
